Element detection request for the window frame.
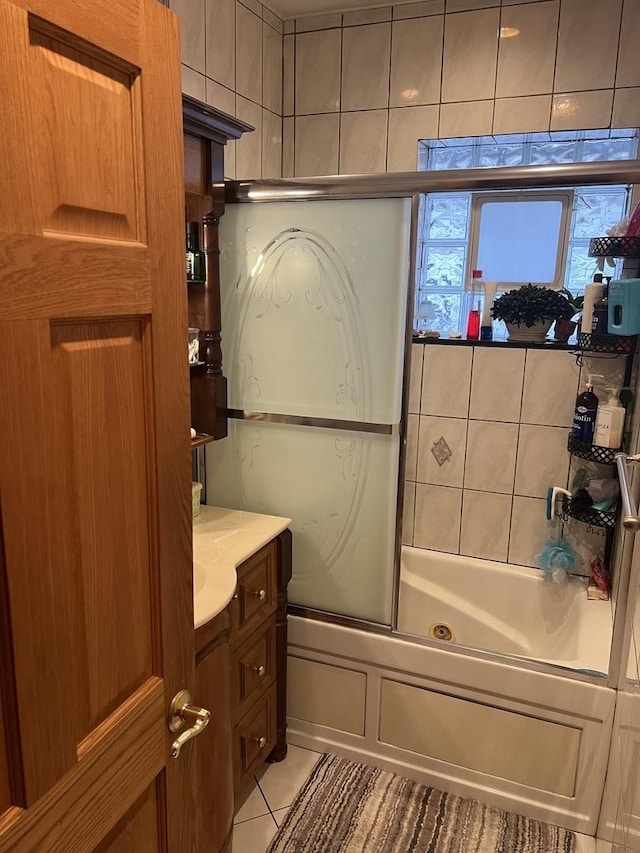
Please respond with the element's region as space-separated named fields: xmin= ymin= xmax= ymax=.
xmin=466 ymin=189 xmax=574 ymax=291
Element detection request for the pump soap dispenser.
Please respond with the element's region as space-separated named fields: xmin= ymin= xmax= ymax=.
xmin=571 ymin=374 xmax=602 ymax=445
xmin=594 ymin=388 xmax=625 ymax=449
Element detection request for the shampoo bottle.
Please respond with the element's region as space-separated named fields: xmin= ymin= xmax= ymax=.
xmin=572 ymin=374 xmax=602 ymax=444
xmin=593 ymin=388 xmax=625 ymax=449
xmin=581 ymin=273 xmax=604 ymax=334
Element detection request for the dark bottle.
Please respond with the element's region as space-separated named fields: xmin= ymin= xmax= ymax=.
xmin=571 ymin=374 xmax=600 ymax=444
xmin=186 ymin=221 xmax=205 ymax=282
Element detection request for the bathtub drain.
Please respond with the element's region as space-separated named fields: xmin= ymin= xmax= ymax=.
xmin=430 ymin=623 xmax=454 ymax=642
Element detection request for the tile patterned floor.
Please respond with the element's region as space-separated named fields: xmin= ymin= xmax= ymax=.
xmin=232 ymin=744 xmax=601 ymax=853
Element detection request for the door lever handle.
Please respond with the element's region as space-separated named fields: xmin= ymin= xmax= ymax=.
xmin=168 ymin=690 xmax=211 ymax=758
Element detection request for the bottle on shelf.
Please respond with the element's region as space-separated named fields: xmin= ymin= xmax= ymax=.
xmin=186 ymin=221 xmax=205 ymax=282
xmin=571 ymin=373 xmax=603 ymax=445
xmin=465 ymin=269 xmax=482 ymax=341
xmin=591 ymin=278 xmax=610 ymax=336
xmin=581 ymin=273 xmax=604 ymax=334
xmin=593 ymin=388 xmax=625 ymax=449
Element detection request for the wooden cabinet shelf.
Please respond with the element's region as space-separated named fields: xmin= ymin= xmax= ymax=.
xmin=191 ymin=434 xmax=214 ymax=449
xmin=182 ymin=96 xmax=253 ymax=443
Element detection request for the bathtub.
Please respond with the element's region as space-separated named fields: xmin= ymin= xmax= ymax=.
xmin=397 ymin=546 xmax=613 ymax=675
xmin=285 ymin=548 xmax=617 ymax=834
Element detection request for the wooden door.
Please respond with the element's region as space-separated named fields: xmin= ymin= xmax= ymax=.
xmin=0 ymin=1 xmax=196 ymax=850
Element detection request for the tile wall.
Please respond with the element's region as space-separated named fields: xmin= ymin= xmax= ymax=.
xmin=170 ymin=0 xmax=284 ymax=179
xmin=405 ymin=342 xmax=629 ymax=574
xmin=283 ymin=0 xmax=640 ymax=177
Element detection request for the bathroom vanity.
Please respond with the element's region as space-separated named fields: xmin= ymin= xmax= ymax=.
xmin=193 ymin=506 xmax=291 ymax=852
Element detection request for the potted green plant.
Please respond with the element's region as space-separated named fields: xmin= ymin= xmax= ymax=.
xmin=553 ymin=289 xmax=584 ymax=342
xmin=491 ymin=284 xmax=578 ymax=342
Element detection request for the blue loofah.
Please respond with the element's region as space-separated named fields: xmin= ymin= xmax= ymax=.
xmin=536 ymin=538 xmax=582 ymax=584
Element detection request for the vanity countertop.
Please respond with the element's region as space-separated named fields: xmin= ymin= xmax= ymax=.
xmin=193 ymin=504 xmax=292 ymax=630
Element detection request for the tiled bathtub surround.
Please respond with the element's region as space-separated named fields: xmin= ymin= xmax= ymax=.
xmin=404 ymin=343 xmax=625 ymax=574
xmin=283 ymin=0 xmax=640 ymax=177
xmin=171 ymin=0 xmax=284 ymax=180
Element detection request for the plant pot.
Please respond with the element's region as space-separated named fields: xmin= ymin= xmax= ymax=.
xmin=505 ymin=319 xmax=553 ymax=342
xmin=553 ymin=319 xmax=577 ymax=343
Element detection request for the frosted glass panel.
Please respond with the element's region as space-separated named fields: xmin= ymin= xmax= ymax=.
xmin=212 ymin=196 xmax=411 ymax=624
xmin=219 ymin=198 xmax=411 ymax=423
xmin=207 ymin=420 xmax=399 ymax=624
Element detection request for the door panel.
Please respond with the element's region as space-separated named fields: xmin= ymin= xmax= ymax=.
xmin=93 ymin=783 xmax=160 ymax=853
xmin=0 ymin=0 xmax=194 ymax=849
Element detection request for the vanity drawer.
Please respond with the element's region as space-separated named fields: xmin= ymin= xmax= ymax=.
xmin=232 ymin=620 xmax=276 ymax=723
xmin=233 ymin=684 xmax=276 ymax=794
xmin=231 ymin=541 xmax=276 ymax=649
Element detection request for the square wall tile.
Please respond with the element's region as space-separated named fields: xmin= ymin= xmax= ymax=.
xmin=460 ymin=490 xmax=511 ymax=562
xmin=402 ymin=481 xmax=416 ymax=545
xmin=173 ymin=0 xmax=205 ymax=73
xmin=406 ymin=414 xmax=419 ymax=481
xmin=446 ymin=0 xmax=497 ymax=9
xmin=387 ymin=106 xmax=439 ymax=171
xmin=282 ymin=116 xmax=294 ymax=177
xmin=262 ymin=110 xmax=282 ymax=178
xmin=493 ymin=96 xmax=551 ymax=135
xmin=554 ymin=0 xmax=622 ymax=93
xmin=508 ymin=495 xmax=549 ymax=568
xmin=393 ymin=0 xmax=444 ymax=19
xmin=515 ymin=424 xmax=570 ymax=499
xmin=239 ymin=0 xmax=261 ymax=16
xmin=295 ymin=13 xmax=342 ymax=32
xmin=439 ymin=100 xmax=493 ymax=138
xmin=339 ymin=110 xmax=388 ymax=174
xmin=414 ymin=484 xmax=462 ymax=553
xmin=464 ymin=420 xmax=518 ymax=494
xmin=617 ymin=0 xmax=640 ymax=88
xmin=263 ymin=23 xmax=283 ymax=115
xmin=416 ymin=415 xmax=468 ymax=487
xmin=421 ymin=345 xmax=472 ymax=418
xmin=521 ymin=350 xmax=579 ymax=427
xmin=294 ymin=113 xmax=339 ymax=176
xmin=283 ymin=35 xmax=295 ymax=115
xmin=442 ymin=8 xmax=499 ymax=103
xmin=205 ymin=78 xmax=235 ymax=115
xmin=236 ymin=97 xmax=262 ymax=178
xmin=390 ymin=16 xmax=443 ymax=108
xmin=551 ymin=90 xmax=613 ymax=131
xmin=296 ymin=29 xmax=342 ymax=115
xmin=342 ymin=23 xmax=392 ymax=111
xmin=469 ymin=348 xmax=525 ymax=423
xmin=408 ymin=343 xmax=424 ymax=414
xmin=495 ymin=1 xmax=558 ymax=98
xmin=206 ymin=0 xmax=235 ymax=90
xmin=181 ymin=65 xmax=206 ymax=100
xmin=344 ymin=7 xmax=392 ymax=25
xmin=236 ymin=3 xmax=263 ymax=104
xmin=613 ymin=88 xmax=640 ymax=129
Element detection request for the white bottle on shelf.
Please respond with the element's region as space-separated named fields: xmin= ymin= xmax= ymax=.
xmin=593 ymin=388 xmax=625 ymax=449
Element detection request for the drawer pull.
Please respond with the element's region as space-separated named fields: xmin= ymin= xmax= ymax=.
xmin=250 ymin=735 xmax=266 ymax=749
xmin=249 ymin=664 xmax=266 ymax=677
xmin=249 ymin=588 xmax=267 ymax=601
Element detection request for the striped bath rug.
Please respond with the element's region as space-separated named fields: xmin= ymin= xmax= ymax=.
xmin=267 ymin=755 xmax=575 ymax=852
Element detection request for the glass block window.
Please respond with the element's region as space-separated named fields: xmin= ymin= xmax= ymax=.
xmin=415 ymin=129 xmax=638 ymax=337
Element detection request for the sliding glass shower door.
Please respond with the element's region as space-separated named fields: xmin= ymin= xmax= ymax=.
xmin=207 ymin=197 xmax=411 ymax=624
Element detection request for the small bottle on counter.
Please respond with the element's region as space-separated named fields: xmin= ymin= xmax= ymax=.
xmin=465 ymin=269 xmax=482 ymax=340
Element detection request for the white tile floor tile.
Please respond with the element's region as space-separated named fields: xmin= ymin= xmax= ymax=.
xmin=272 ymin=807 xmax=289 ymax=826
xmin=234 ymin=781 xmax=270 ymax=824
xmin=573 ymin=832 xmax=597 ymax=852
xmin=255 ymin=744 xmax=322 ymax=812
xmin=231 ymin=813 xmax=278 ymax=853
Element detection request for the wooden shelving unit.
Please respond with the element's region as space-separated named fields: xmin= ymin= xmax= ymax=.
xmin=182 ymin=95 xmax=253 ymax=444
